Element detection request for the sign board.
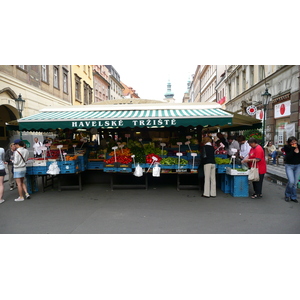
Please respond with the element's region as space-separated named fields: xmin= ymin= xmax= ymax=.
xmin=274 ymin=100 xmax=291 ymax=119
xmin=246 ymin=105 xmax=257 ymax=116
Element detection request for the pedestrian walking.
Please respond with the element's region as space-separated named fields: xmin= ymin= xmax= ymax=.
xmin=13 ymin=139 xmax=30 ymax=202
xmin=5 ymin=143 xmax=16 ymax=190
xmin=0 ymin=146 xmax=6 ymax=204
xmin=33 ymin=137 xmax=43 ymax=158
xmin=264 ymin=141 xmax=278 ymax=165
xmin=201 ymin=136 xmax=216 ymax=198
xmin=242 ymin=138 xmax=267 ymax=199
xmin=283 ymin=136 xmax=300 ymax=203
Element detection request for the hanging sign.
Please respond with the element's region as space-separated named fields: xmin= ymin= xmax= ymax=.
xmin=246 ymin=105 xmax=257 ymax=116
xmin=274 ymin=100 xmax=291 ymax=119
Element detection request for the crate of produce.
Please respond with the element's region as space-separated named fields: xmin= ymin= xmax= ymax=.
xmin=215 ymin=154 xmax=228 ymax=159
xmin=32 ymin=165 xmax=48 ymax=175
xmin=221 ymin=174 xmax=232 ymax=193
xmin=117 ymin=167 xmax=132 ymax=173
xmin=87 ymin=161 xmax=104 ymax=170
xmin=26 ymin=174 xmax=38 ymax=194
xmin=26 ymin=166 xmax=34 ymax=175
xmin=230 ymin=175 xmax=249 ymax=197
xmin=226 ymin=167 xmax=249 ymax=176
xmin=58 ymin=160 xmax=79 ymax=174
xmin=103 ymin=166 xmax=118 ymax=172
xmin=160 ymin=164 xmax=176 ymax=169
xmin=216 ymin=164 xmax=232 ymax=174
xmin=26 ymin=160 xmax=35 ymax=167
xmin=33 ymin=159 xmax=47 ymax=167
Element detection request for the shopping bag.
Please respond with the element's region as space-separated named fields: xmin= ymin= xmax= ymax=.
xmin=133 ymin=163 xmax=143 ymax=177
xmin=47 ymin=161 xmax=60 ymax=175
xmin=152 ymin=163 xmax=161 ymax=177
xmin=248 ymin=160 xmax=259 ymax=181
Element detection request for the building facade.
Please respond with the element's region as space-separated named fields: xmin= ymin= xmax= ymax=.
xmin=224 ymin=65 xmax=299 ymax=147
xmin=71 ymin=65 xmax=94 ymax=105
xmin=0 ymin=65 xmax=72 ymax=147
xmin=93 ymin=65 xmax=110 ymax=102
xmin=121 ymin=82 xmax=140 ymax=99
xmin=105 ymin=65 xmax=124 ymax=100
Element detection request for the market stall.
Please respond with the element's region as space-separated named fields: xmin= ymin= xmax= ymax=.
xmin=14 ymin=102 xmax=261 ymax=195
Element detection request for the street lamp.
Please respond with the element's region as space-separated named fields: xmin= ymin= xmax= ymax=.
xmin=15 ymin=93 xmax=25 ymax=117
xmin=261 ymin=88 xmax=271 ymax=147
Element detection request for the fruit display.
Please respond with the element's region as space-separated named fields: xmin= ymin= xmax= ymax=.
xmin=105 ymin=156 xmax=133 ymax=164
xmin=65 ymin=155 xmax=78 ymax=161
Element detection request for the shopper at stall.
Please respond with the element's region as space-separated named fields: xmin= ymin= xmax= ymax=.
xmin=33 ymin=137 xmax=43 ymax=158
xmin=242 ymin=138 xmax=267 ymax=199
xmin=283 ymin=136 xmax=300 ymax=203
xmin=237 ymin=135 xmax=251 ymax=160
xmin=227 ymin=136 xmax=240 ymax=157
xmin=13 ymin=139 xmax=30 ymax=202
xmin=0 ymin=146 xmax=6 ymax=204
xmin=264 ymin=141 xmax=278 ymax=165
xmin=216 ymin=133 xmax=228 ymax=149
xmin=201 ymin=136 xmax=216 ymax=198
xmin=5 ymin=143 xmax=16 ymax=191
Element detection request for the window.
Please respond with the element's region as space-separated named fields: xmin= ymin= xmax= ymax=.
xmin=242 ymin=70 xmax=246 ymax=91
xmin=63 ymin=72 xmax=68 ymax=93
xmin=75 ymin=74 xmax=81 ymax=101
xmin=42 ymin=65 xmax=48 ymax=82
xmin=84 ymin=81 xmax=88 ymax=105
xmin=54 ymin=66 xmax=59 ymax=88
xmin=250 ymin=65 xmax=254 ymax=86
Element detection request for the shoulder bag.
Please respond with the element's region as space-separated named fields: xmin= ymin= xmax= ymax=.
xmin=248 ymin=160 xmax=259 ymax=181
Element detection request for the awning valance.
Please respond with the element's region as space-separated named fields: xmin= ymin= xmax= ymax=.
xmin=18 ymin=104 xmax=234 ymax=131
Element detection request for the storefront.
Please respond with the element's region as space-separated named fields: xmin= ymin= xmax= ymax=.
xmin=13 ymin=102 xmax=262 ymax=195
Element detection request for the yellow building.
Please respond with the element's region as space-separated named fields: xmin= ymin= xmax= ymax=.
xmin=71 ymin=65 xmax=94 ymax=105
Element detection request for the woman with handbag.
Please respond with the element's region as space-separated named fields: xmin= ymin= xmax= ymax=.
xmin=283 ymin=136 xmax=300 ymax=203
xmin=241 ymin=138 xmax=267 ymax=199
xmin=201 ymin=137 xmax=216 ymax=198
xmin=13 ymin=139 xmax=30 ymax=202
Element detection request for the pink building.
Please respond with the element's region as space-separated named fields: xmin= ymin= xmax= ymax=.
xmin=93 ymin=65 xmax=110 ymax=102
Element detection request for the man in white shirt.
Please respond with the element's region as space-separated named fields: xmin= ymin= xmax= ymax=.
xmin=227 ymin=136 xmax=240 ymax=157
xmin=237 ymin=135 xmax=251 ymax=159
xmin=33 ymin=137 xmax=43 ymax=158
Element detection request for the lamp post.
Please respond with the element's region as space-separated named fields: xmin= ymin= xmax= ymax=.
xmin=15 ymin=93 xmax=25 ymax=139
xmin=15 ymin=93 xmax=25 ymax=118
xmin=261 ymin=88 xmax=271 ymax=147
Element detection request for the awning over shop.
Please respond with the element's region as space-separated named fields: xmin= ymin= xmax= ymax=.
xmin=17 ymin=103 xmax=234 ymax=131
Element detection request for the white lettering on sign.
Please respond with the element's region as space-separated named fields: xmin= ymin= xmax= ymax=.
xmin=71 ymin=119 xmax=177 ymax=128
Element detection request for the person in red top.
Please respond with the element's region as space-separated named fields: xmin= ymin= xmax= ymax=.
xmin=241 ymin=138 xmax=267 ymax=199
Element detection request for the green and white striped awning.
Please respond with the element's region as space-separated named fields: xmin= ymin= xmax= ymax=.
xmin=18 ymin=106 xmax=233 ymax=131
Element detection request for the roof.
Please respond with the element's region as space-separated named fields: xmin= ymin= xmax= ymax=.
xmin=17 ymin=103 xmax=234 ymax=131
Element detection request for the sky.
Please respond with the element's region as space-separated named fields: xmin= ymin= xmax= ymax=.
xmin=114 ymin=63 xmax=196 ymax=102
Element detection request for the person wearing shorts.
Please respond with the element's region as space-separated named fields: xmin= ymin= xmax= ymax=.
xmin=13 ymin=139 xmax=30 ymax=202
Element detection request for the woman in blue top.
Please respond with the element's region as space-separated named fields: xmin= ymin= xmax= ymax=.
xmin=283 ymin=136 xmax=300 ymax=203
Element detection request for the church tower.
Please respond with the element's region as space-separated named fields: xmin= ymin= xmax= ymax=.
xmin=164 ymin=79 xmax=175 ymax=102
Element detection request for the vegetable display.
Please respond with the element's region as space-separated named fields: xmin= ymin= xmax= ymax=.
xmin=160 ymin=157 xmax=188 ymax=165
xmin=215 ymin=157 xmax=231 ymax=164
